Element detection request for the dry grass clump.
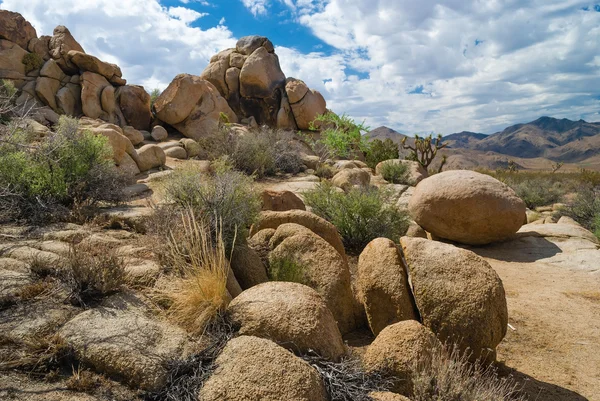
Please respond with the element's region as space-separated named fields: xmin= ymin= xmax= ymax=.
xmin=59 ymin=243 xmax=125 ymax=307
xmin=267 ymin=256 xmax=307 ymax=285
xmin=65 ymin=366 xmax=109 ymax=393
xmin=301 ymin=352 xmax=394 ymax=401
xmin=0 ymin=333 xmax=73 ymax=375
xmin=410 ymin=344 xmax=525 ymax=401
xmin=161 ymin=210 xmax=232 ymax=336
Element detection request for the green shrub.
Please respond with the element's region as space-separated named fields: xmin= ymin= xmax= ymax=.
xmin=561 ymin=186 xmax=600 ymax=238
xmin=365 ymin=138 xmax=399 ymax=168
xmin=0 ymin=116 xmax=129 ymax=223
xmin=380 ymin=162 xmax=409 ymax=184
xmin=1 ymin=80 xmax=17 ymax=121
xmin=303 ymin=182 xmax=409 ymax=254
xmin=22 ymin=53 xmax=44 ymax=74
xmin=308 ymin=112 xmax=370 ymax=159
xmin=267 ymin=256 xmax=307 ymax=284
xmin=315 ymin=163 xmax=336 ymax=180
xmin=162 ymin=164 xmax=261 ymax=252
xmin=150 ymin=88 xmax=161 ymax=110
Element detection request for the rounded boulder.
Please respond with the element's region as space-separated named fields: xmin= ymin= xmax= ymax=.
xmin=227 ymin=282 xmax=346 ymax=360
xmin=408 ymin=170 xmax=526 ymax=245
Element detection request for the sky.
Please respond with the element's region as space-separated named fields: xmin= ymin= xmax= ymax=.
xmin=1 ymin=0 xmax=599 ymax=135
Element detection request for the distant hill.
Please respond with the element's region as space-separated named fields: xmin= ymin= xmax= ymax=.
xmin=365 ymin=117 xmax=600 ymax=171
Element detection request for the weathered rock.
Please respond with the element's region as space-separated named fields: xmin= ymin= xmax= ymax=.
xmin=286 ymin=78 xmax=327 ymax=130
xmin=39 ymin=59 xmax=65 ymax=81
xmin=357 ymin=238 xmax=417 ymax=336
xmin=180 ymin=138 xmax=201 ymax=158
xmin=28 ymin=35 xmax=51 ymax=60
xmin=59 ymin=297 xmax=190 ymax=391
xmin=136 ymin=144 xmax=166 ymax=172
xmin=49 ymin=26 xmax=85 ymax=74
xmin=400 ymin=237 xmax=508 ymax=362
xmin=250 ymin=210 xmax=346 ymax=260
xmin=164 ymin=146 xmax=187 ymax=159
xmin=331 ymin=168 xmax=371 ymax=191
xmin=406 ymin=221 xmax=428 ymax=238
xmin=154 ymin=74 xmax=237 ymax=140
xmin=369 ymin=392 xmax=412 ymax=401
xmin=0 ymin=10 xmax=37 ymax=50
xmin=364 ymin=320 xmax=441 ymax=395
xmin=376 ymin=159 xmax=428 ymax=186
xmin=78 ymin=119 xmax=137 ymax=166
xmin=269 ymin=230 xmax=356 ymax=334
xmin=67 ymin=50 xmax=122 ymax=81
xmin=230 ymin=244 xmax=269 ymax=290
xmin=200 ymin=48 xmax=234 ymax=97
xmin=408 ymin=170 xmax=526 ymax=245
xmin=34 ymin=76 xmax=61 ymax=111
xmin=227 ymin=282 xmax=346 ymax=360
xmin=151 ymin=125 xmax=168 ymax=142
xmin=0 ymin=269 xmax=33 ymax=299
xmin=56 ymin=85 xmax=82 ymax=116
xmin=122 ymin=126 xmax=144 ymax=146
xmin=0 ymin=40 xmax=28 ymax=77
xmin=261 ymin=190 xmax=306 ymax=212
xmin=116 ymin=85 xmax=152 ymax=130
xmin=236 ymin=35 xmax=275 ymax=56
xmin=80 ymin=72 xmax=111 ymax=120
xmin=100 ymin=85 xmax=116 ymax=115
xmin=240 ymin=46 xmax=285 ymax=99
xmin=199 ymin=336 xmax=327 ymax=401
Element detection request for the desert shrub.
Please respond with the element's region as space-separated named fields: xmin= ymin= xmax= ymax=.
xmin=162 ymin=211 xmax=232 ymax=335
xmin=380 ymin=162 xmax=410 ymax=184
xmin=301 ymin=352 xmax=394 ymax=401
xmin=402 ymin=134 xmax=447 ymax=169
xmin=0 ymin=116 xmax=129 ymax=223
xmin=0 ymin=79 xmax=17 ymax=121
xmin=365 ymin=138 xmax=399 ymax=168
xmin=303 ymin=182 xmax=409 ymax=253
xmin=315 ymin=163 xmax=336 ymax=179
xmin=267 ymin=256 xmax=306 ymax=284
xmin=22 ymin=53 xmax=44 ymax=74
xmin=308 ymin=112 xmax=370 ymax=159
xmin=162 ymin=164 xmax=260 ymax=251
xmin=0 ymin=333 xmax=73 ymax=375
xmin=410 ymin=343 xmax=525 ymax=401
xmin=149 ymin=88 xmax=161 ymax=110
xmin=561 ymin=186 xmax=600 ymax=238
xmin=59 ymin=243 xmax=125 ymax=307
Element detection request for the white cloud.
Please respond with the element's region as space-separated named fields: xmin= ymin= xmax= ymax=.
xmin=0 ymin=0 xmax=235 ymax=90
xmin=241 ymin=0 xmax=269 ymax=16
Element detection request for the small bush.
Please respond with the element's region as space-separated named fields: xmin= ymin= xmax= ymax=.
xmin=380 ymin=162 xmax=410 ymax=184
xmin=22 ymin=53 xmax=44 ymax=74
xmin=0 ymin=116 xmax=129 ymax=223
xmin=561 ymin=186 xmax=600 ymax=238
xmin=59 ymin=243 xmax=125 ymax=307
xmin=308 ymin=112 xmax=370 ymax=160
xmin=366 ymin=138 xmax=399 ymax=168
xmin=149 ymin=88 xmax=161 ymax=111
xmin=410 ymin=343 xmax=525 ymax=401
xmin=162 ymin=210 xmax=232 ymax=335
xmin=0 ymin=333 xmax=73 ymax=375
xmin=315 ymin=163 xmax=336 ymax=180
xmin=303 ymin=182 xmax=409 ymax=254
xmin=162 ymin=164 xmax=260 ymax=251
xmin=267 ymin=256 xmax=307 ymax=284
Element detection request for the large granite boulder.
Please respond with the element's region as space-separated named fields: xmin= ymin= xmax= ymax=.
xmin=0 ymin=10 xmax=37 ymax=50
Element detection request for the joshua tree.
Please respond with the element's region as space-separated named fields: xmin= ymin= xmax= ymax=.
xmin=401 ymin=133 xmax=447 ymax=169
xmin=552 ymin=161 xmax=564 ymax=173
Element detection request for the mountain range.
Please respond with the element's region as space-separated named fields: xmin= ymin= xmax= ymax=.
xmin=367 ymin=117 xmax=600 ymax=171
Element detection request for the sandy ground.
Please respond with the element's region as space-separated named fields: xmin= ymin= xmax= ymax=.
xmin=478 ymin=256 xmax=600 ymax=401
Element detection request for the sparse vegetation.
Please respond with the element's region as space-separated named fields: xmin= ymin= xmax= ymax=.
xmin=162 ymin=210 xmax=232 ymax=335
xmin=304 ymin=182 xmax=409 ymax=253
xmin=267 ymin=256 xmax=307 ymax=284
xmin=149 ymin=88 xmax=161 ymax=111
xmin=0 ymin=333 xmax=73 ymax=375
xmin=402 ymin=134 xmax=447 ymax=169
xmin=560 ymin=186 xmax=600 ymax=238
xmin=379 ymin=161 xmax=410 ymax=184
xmin=308 ymin=112 xmax=370 ymax=160
xmin=365 ymin=138 xmax=399 ymax=168
xmin=59 ymin=243 xmax=126 ymax=307
xmin=0 ymin=116 xmax=129 ymax=223
xmin=22 ymin=52 xmax=44 ymax=74
xmin=410 ymin=343 xmax=525 ymax=401
xmin=162 ymin=164 xmax=260 ymax=251
xmin=315 ymin=163 xmax=336 ymax=179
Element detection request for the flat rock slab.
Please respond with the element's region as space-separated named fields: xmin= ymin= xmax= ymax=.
xmin=0 ymin=301 xmax=77 ymax=341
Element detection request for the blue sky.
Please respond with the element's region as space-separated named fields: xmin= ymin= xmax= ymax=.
xmin=1 ymin=0 xmax=599 ymax=135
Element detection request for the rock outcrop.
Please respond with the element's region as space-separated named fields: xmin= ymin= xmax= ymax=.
xmin=408 ymin=170 xmax=526 ymax=245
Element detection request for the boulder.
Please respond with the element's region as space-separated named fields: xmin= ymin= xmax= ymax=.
xmin=0 ymin=10 xmax=37 ymax=50
xmin=80 ymin=72 xmax=112 ymax=120
xmin=261 ymin=190 xmax=306 ymax=212
xmin=376 ymin=159 xmax=428 ymax=186
xmin=200 ymin=48 xmax=234 ymax=97
xmin=250 ymin=210 xmax=346 ymax=261
xmin=363 ymin=320 xmax=441 ymax=395
xmin=229 ymin=244 xmax=269 ymax=290
xmin=122 ymin=126 xmax=144 ymax=146
xmin=116 ymin=85 xmax=152 ymax=130
xmin=199 ymin=336 xmax=327 ymax=401
xmin=164 ymin=146 xmax=187 ymax=159
xmin=227 ymin=282 xmax=346 ymax=360
xmin=180 ymin=138 xmax=201 ymax=158
xmin=285 ymin=78 xmax=327 ymax=130
xmin=49 ymin=25 xmax=85 ymax=74
xmin=34 ymin=77 xmax=61 ymax=111
xmin=240 ymin=46 xmax=285 ymax=99
xmin=370 ymin=392 xmax=412 ymax=401
xmin=67 ymin=50 xmax=122 ymax=81
xmin=331 ymin=168 xmax=371 ymax=191
xmin=28 ymin=35 xmax=51 ymax=60
xmin=78 ymin=119 xmax=137 ymax=166
xmin=136 ymin=144 xmax=166 ymax=172
xmin=151 ymin=125 xmax=168 ymax=142
xmin=400 ymin=237 xmax=508 ymax=363
xmin=408 ymin=170 xmax=526 ymax=245
xmin=39 ymin=59 xmax=66 ymax=81
xmin=357 ymin=238 xmax=417 ymax=336
xmin=154 ymin=73 xmax=237 ymax=140
xmin=268 ymin=229 xmax=356 ymax=334
xmin=56 ymin=85 xmax=82 ymax=116
xmin=0 ymin=40 xmax=29 ymax=76
xmin=236 ymin=35 xmax=275 ymax=56
xmin=59 ymin=299 xmax=191 ymax=391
